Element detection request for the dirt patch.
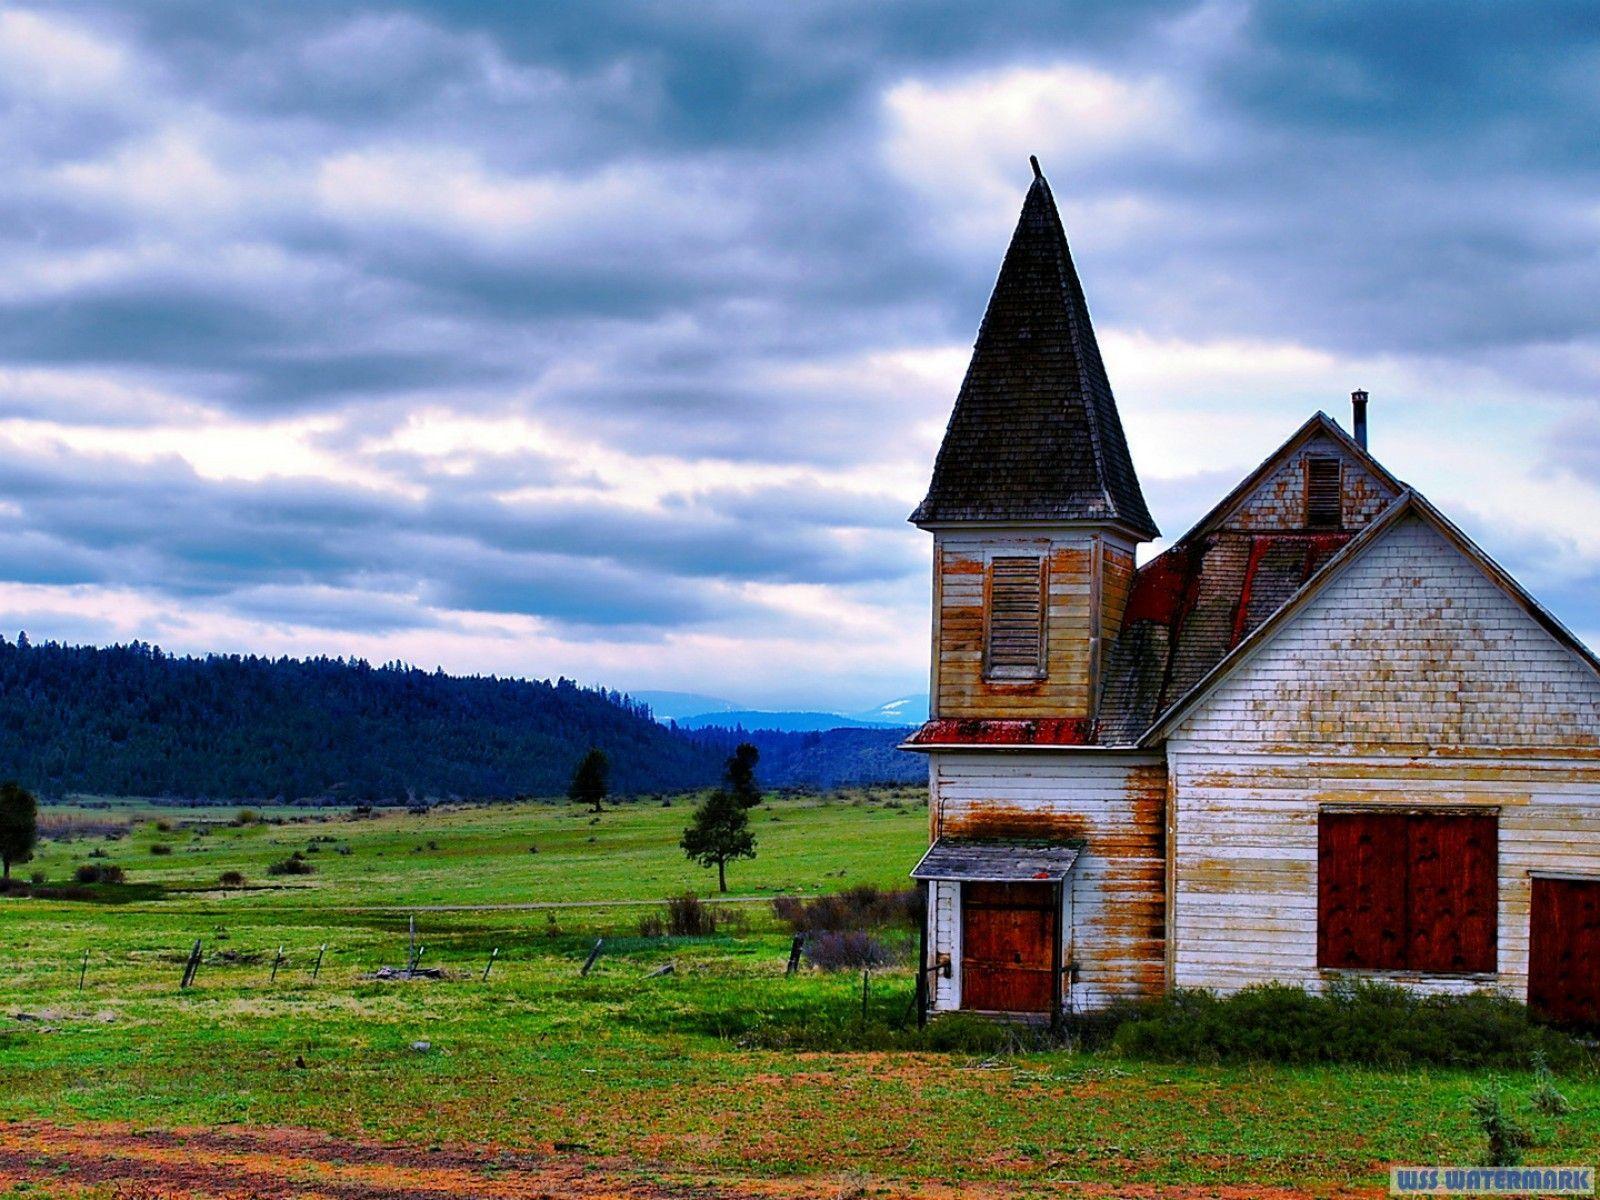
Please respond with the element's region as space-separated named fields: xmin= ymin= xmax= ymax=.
xmin=0 ymin=1121 xmax=1384 ymax=1199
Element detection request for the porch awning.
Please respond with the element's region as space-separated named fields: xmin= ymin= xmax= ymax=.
xmin=910 ymin=838 xmax=1080 ymax=883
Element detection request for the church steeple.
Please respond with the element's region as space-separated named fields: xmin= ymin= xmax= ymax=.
xmin=911 ymin=160 xmax=1156 ymax=540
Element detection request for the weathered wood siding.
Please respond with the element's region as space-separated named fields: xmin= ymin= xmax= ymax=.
xmin=1223 ymin=429 xmax=1396 ymax=532
xmin=931 ymin=529 xmax=1135 ymax=719
xmin=927 ymin=751 xmax=1167 ymax=1011
xmin=1167 ymin=512 xmax=1600 ymax=996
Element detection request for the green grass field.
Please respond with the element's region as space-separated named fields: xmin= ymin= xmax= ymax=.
xmin=3 ymin=790 xmax=1600 ymax=1197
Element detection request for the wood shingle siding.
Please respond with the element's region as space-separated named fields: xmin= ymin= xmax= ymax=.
xmin=1166 ymin=511 xmax=1600 ymax=996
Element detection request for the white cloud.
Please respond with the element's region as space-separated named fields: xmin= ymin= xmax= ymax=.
xmin=881 ymin=63 xmax=1201 ymax=247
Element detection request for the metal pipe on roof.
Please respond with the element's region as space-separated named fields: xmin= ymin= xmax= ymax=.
xmin=1352 ymin=389 xmax=1369 ymax=450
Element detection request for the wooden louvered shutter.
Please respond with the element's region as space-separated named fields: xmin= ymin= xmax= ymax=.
xmin=1306 ymin=457 xmax=1342 ymax=528
xmin=985 ymin=555 xmax=1046 ymax=679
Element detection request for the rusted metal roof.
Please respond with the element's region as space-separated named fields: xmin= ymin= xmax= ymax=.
xmin=1097 ymin=529 xmax=1355 ymax=744
xmin=903 ymin=717 xmax=1096 ymax=748
xmin=909 ymin=161 xmax=1158 ymax=538
xmin=910 ymin=837 xmax=1081 ymax=882
xmin=1097 ymin=413 xmax=1402 ymax=745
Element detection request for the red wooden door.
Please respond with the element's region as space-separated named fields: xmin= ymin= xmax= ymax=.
xmin=1529 ymin=878 xmax=1600 ymax=1027
xmin=961 ymin=882 xmax=1056 ymax=1013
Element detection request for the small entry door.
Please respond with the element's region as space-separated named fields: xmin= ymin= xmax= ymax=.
xmin=1530 ymin=877 xmax=1600 ymax=1026
xmin=961 ymin=881 xmax=1057 ymax=1013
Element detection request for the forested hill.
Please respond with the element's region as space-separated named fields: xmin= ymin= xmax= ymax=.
xmin=0 ymin=636 xmax=722 ymax=801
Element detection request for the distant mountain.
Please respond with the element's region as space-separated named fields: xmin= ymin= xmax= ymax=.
xmin=683 ymin=726 xmax=923 ymax=788
xmin=629 ymin=690 xmax=737 ymax=721
xmin=674 ymin=709 xmax=895 ymax=733
xmin=850 ymin=694 xmax=929 ymax=725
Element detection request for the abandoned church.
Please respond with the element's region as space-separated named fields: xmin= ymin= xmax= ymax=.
xmin=906 ymin=159 xmax=1600 ymax=1025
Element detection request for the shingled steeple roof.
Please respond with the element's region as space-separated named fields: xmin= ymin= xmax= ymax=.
xmin=911 ymin=159 xmax=1158 ymax=538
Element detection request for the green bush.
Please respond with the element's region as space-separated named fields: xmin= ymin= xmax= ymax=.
xmin=266 ymin=853 xmax=314 ymax=877
xmin=1108 ymin=981 xmax=1590 ymax=1069
xmin=74 ymin=862 xmax=126 ymax=885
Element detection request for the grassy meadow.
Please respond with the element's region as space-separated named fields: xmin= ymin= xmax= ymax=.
xmin=3 ymin=788 xmax=1600 ymax=1196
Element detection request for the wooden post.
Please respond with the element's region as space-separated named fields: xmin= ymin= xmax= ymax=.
xmin=785 ymin=933 xmax=804 ymax=976
xmin=482 ymin=947 xmax=499 ymax=982
xmin=861 ymin=968 xmax=870 ymax=1023
xmin=271 ymin=946 xmax=284 ymax=983
xmin=408 ymin=913 xmax=416 ymax=967
xmin=311 ymin=944 xmax=326 ymax=981
xmin=914 ymin=880 xmax=929 ymax=1027
xmin=580 ymin=938 xmax=603 ymax=976
xmin=410 ymin=945 xmax=426 ymax=975
xmin=180 ymin=939 xmax=202 ymax=989
xmin=1050 ymin=879 xmax=1064 ymax=1034
xmin=78 ymin=949 xmax=89 ymax=992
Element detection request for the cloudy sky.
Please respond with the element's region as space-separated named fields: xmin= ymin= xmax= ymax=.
xmin=1 ymin=2 xmax=1597 ymax=712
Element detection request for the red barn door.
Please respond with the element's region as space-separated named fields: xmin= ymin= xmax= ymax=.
xmin=1529 ymin=878 xmax=1600 ymax=1027
xmin=961 ymin=882 xmax=1057 ymax=1013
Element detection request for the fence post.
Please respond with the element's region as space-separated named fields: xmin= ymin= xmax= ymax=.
xmin=78 ymin=949 xmax=89 ymax=992
xmin=270 ymin=946 xmax=284 ymax=983
xmin=861 ymin=968 xmax=870 ymax=1023
xmin=311 ymin=944 xmax=326 ymax=981
xmin=785 ymin=933 xmax=805 ymax=976
xmin=482 ymin=947 xmax=499 ymax=982
xmin=580 ymin=938 xmax=604 ymax=976
xmin=180 ymin=939 xmax=202 ymax=989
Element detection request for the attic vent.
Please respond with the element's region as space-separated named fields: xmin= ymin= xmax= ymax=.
xmin=986 ymin=555 xmax=1047 ymax=679
xmin=1306 ymin=457 xmax=1342 ymax=529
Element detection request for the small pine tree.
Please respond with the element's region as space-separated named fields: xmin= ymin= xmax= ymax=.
xmin=567 ymin=748 xmax=609 ymax=813
xmin=726 ymin=742 xmax=761 ymax=808
xmin=0 ymin=780 xmax=39 ymax=888
xmin=681 ymin=789 xmax=755 ymax=893
xmin=681 ymin=746 xmax=762 ymax=892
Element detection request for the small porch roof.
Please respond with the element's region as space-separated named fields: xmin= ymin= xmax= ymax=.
xmin=910 ymin=838 xmax=1081 ymax=883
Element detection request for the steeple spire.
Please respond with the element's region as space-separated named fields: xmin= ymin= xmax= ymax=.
xmin=911 ymin=160 xmax=1157 ymax=538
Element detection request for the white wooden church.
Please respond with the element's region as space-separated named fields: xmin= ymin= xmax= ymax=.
xmin=906 ymin=159 xmax=1600 ymax=1024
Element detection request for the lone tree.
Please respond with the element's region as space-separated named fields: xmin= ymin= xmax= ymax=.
xmin=681 ymin=743 xmax=760 ymax=892
xmin=568 ymin=748 xmax=610 ymax=813
xmin=0 ymin=780 xmax=38 ymax=888
xmin=726 ymin=742 xmax=761 ymax=808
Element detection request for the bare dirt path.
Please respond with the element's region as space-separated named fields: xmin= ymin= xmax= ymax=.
xmin=0 ymin=1121 xmax=1380 ymax=1200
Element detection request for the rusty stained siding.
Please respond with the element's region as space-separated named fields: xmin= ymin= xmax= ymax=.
xmin=928 ymin=751 xmax=1167 ymax=1011
xmin=1225 ymin=429 xmax=1396 ymax=532
xmin=933 ymin=529 xmax=1130 ymax=719
xmin=1165 ymin=512 xmax=1600 ymax=997
xmin=1098 ymin=543 xmax=1136 ymax=699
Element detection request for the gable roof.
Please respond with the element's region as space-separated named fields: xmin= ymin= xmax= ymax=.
xmin=910 ymin=160 xmax=1158 ymax=538
xmin=1096 ymin=414 xmax=1403 ymax=744
xmin=1175 ymin=411 xmax=1405 ymax=544
xmin=1136 ymin=489 xmax=1600 ymax=745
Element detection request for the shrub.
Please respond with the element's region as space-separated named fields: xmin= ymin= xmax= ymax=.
xmin=1531 ymin=1050 xmax=1571 ymax=1115
xmin=1107 ymin=981 xmax=1590 ymax=1069
xmin=665 ymin=892 xmax=717 ymax=936
xmin=803 ymin=930 xmax=900 ymax=971
xmin=74 ymin=863 xmax=126 ymax=884
xmin=152 ymin=819 xmax=173 ymax=833
xmin=266 ymin=853 xmax=314 ymax=877
xmin=637 ymin=914 xmax=666 ymax=938
xmin=1469 ymin=1081 xmax=1532 ymax=1167
xmin=233 ymin=808 xmax=260 ymax=826
xmin=28 ymin=871 xmax=45 ymax=885
xmin=218 ymin=870 xmax=245 ymax=888
xmin=36 ymin=813 xmax=130 ymax=842
xmin=773 ymin=885 xmax=922 ymax=933
xmin=150 ymin=843 xmax=172 ymax=856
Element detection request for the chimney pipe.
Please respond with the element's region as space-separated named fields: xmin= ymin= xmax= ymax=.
xmin=1351 ymin=389 xmax=1369 ymax=450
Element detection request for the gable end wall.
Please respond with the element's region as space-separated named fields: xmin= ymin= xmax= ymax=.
xmin=1165 ymin=513 xmax=1600 ymax=997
